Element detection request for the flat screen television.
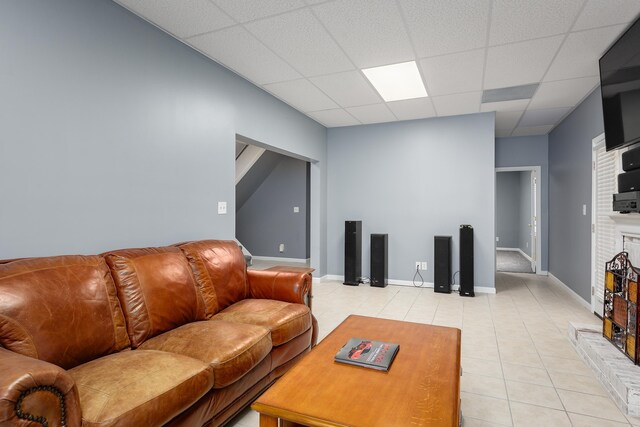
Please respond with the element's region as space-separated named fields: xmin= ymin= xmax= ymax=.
xmin=600 ymin=16 xmax=640 ymax=151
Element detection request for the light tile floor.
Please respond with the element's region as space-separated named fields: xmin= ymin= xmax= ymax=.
xmin=230 ymin=272 xmax=640 ymax=427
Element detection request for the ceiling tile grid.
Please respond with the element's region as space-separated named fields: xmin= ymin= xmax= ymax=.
xmin=419 ymin=49 xmax=485 ymax=97
xmin=312 ymin=0 xmax=415 ymax=69
xmin=264 ymin=79 xmax=338 ymax=112
xmin=113 ymin=0 xmax=640 ymax=134
xmin=346 ymin=104 xmax=398 ymax=125
xmin=244 ymin=8 xmax=354 ymax=76
xmin=309 ymin=71 xmax=382 ymax=108
xmin=188 ymin=26 xmax=301 ymax=84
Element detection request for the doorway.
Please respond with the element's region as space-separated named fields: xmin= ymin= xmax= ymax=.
xmin=495 ymin=167 xmax=541 ymax=274
xmin=235 ymin=137 xmax=311 ymax=269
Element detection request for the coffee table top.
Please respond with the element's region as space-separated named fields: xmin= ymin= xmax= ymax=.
xmin=253 ymin=315 xmax=461 ymax=427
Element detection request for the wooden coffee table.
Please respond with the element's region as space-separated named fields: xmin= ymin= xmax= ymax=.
xmin=252 ymin=315 xmax=461 ymax=427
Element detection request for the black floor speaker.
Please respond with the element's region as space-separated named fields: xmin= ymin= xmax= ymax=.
xmin=370 ymin=234 xmax=388 ymax=288
xmin=459 ymin=225 xmax=475 ymax=297
xmin=434 ymin=236 xmax=452 ymax=293
xmin=344 ymin=221 xmax=362 ymax=286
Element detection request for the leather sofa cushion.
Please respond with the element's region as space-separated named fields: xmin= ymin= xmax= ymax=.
xmin=139 ymin=320 xmax=271 ymax=388
xmin=212 ymin=300 xmax=311 ymax=346
xmin=0 ymin=256 xmax=130 ymax=369
xmin=69 ymin=350 xmax=213 ymax=427
xmin=104 ymin=247 xmax=206 ymax=348
xmin=177 ymin=240 xmax=247 ymax=318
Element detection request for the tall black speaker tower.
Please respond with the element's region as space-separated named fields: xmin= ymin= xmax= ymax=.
xmin=344 ymin=221 xmax=362 ymax=286
xmin=459 ymin=225 xmax=475 ymax=297
xmin=434 ymin=236 xmax=452 ymax=293
xmin=370 ymin=234 xmax=388 ymax=288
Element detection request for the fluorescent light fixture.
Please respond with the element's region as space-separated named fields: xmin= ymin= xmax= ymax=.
xmin=362 ymin=61 xmax=428 ymax=102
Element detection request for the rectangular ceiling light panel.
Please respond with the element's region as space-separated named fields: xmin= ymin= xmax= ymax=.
xmin=362 ymin=61 xmax=428 ymax=102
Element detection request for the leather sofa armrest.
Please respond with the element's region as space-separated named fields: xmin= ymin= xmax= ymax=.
xmin=247 ymin=270 xmax=312 ymax=308
xmin=0 ymin=348 xmax=81 ymax=427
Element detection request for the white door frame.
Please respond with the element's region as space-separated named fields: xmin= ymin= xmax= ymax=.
xmin=495 ymin=166 xmax=543 ymax=275
xmin=591 ymin=132 xmax=606 ymax=316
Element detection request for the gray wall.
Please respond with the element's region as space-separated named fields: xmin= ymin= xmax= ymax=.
xmin=236 ymin=155 xmax=309 ymax=259
xmin=236 ymin=151 xmax=282 ymax=211
xmin=327 ymin=113 xmax=496 ymax=287
xmin=549 ymin=88 xmax=604 ymax=302
xmin=519 ymin=171 xmax=532 ymax=257
xmin=0 ymin=0 xmax=328 ymax=274
xmin=495 ymin=135 xmax=549 ymax=271
xmin=496 ymin=172 xmax=521 ymax=249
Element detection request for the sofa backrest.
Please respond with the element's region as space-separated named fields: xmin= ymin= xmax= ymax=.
xmin=0 ymin=255 xmax=130 ymax=369
xmin=177 ymin=240 xmax=247 ymax=318
xmin=104 ymin=246 xmax=206 ymax=348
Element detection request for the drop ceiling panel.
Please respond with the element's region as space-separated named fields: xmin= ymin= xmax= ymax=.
xmin=573 ymin=0 xmax=640 ymax=31
xmin=264 ymin=79 xmax=338 ymax=112
xmin=496 ymin=128 xmax=514 ymax=137
xmin=116 ymin=0 xmax=234 ymax=39
xmin=496 ymin=111 xmax=524 ymax=129
xmin=544 ymin=25 xmax=627 ymax=81
xmin=419 ymin=49 xmax=485 ymax=97
xmin=481 ymin=99 xmax=532 ymax=112
xmin=519 ymin=107 xmax=571 ymax=127
xmin=528 ymin=76 xmax=600 ymax=109
xmin=512 ymin=125 xmax=554 ymax=136
xmin=489 ymin=0 xmax=584 ymax=45
xmin=399 ymin=0 xmax=491 ymax=57
xmin=312 ymin=0 xmax=414 ymax=69
xmin=307 ymin=109 xmax=359 ymax=127
xmin=212 ymin=0 xmax=305 ymax=23
xmin=309 ymin=71 xmax=381 ymax=108
xmin=432 ymin=91 xmax=482 ymax=117
xmin=484 ymin=35 xmax=564 ymax=89
xmin=346 ymin=104 xmax=397 ymax=124
xmin=245 ymin=9 xmax=354 ymax=76
xmin=386 ymin=98 xmax=437 ymax=121
xmin=188 ymin=26 xmax=301 ymax=84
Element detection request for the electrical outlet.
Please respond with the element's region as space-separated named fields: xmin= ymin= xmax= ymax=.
xmin=421 ymin=261 xmax=428 ymax=270
xmin=415 ymin=262 xmax=421 ymax=270
xmin=496 ymin=236 xmax=500 ymax=242
xmin=217 ymin=201 xmax=227 ymax=215
xmin=279 ymin=243 xmax=285 ymax=253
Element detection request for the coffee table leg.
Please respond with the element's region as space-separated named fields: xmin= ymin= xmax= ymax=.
xmin=259 ymin=413 xmax=279 ymax=427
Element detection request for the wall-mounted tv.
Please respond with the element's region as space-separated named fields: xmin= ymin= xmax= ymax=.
xmin=600 ymin=16 xmax=640 ymax=151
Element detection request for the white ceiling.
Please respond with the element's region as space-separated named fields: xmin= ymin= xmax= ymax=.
xmin=114 ymin=0 xmax=640 ymax=136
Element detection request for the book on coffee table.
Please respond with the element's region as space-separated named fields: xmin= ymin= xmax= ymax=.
xmin=334 ymin=337 xmax=399 ymax=371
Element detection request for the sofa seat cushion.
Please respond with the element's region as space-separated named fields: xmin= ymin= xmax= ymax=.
xmin=139 ymin=320 xmax=272 ymax=388
xmin=212 ymin=299 xmax=311 ymax=346
xmin=68 ymin=350 xmax=213 ymax=427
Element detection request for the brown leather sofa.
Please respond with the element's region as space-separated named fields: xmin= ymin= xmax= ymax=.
xmin=0 ymin=240 xmax=317 ymax=427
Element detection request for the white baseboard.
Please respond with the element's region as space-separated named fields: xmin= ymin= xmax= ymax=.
xmin=318 ymin=275 xmax=496 ymax=294
xmin=548 ymin=273 xmax=591 ymax=311
xmin=497 ymin=246 xmax=532 ymax=261
xmin=538 ymin=270 xmax=548 ymax=276
xmin=251 ymin=256 xmax=309 ymax=263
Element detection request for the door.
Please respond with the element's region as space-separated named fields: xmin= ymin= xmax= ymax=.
xmin=592 ymin=135 xmax=618 ymax=316
xmin=530 ymin=171 xmax=537 ymax=273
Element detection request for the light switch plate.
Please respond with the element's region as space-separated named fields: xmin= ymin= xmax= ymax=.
xmin=294 ymin=206 xmax=299 ymax=213
xmin=218 ymin=201 xmax=227 ymax=215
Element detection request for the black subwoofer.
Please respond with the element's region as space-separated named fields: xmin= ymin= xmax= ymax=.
xmin=370 ymin=234 xmax=388 ymax=288
xmin=344 ymin=221 xmax=362 ymax=286
xmin=459 ymin=225 xmax=475 ymax=297
xmin=434 ymin=236 xmax=452 ymax=293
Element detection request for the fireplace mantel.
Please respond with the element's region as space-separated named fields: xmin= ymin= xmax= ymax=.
xmin=609 ymin=213 xmax=640 ymax=264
